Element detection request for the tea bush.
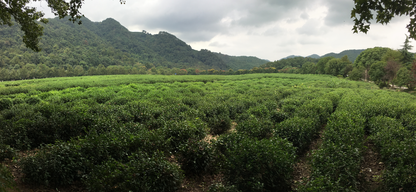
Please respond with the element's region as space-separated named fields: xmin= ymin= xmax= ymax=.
xmin=0 ymin=143 xmax=15 ymax=161
xmin=84 ymin=152 xmax=183 ymax=192
xmin=20 ymin=128 xmax=169 ymax=186
xmin=368 ymin=116 xmax=416 ymax=191
xmin=294 ymin=98 xmax=332 ymax=125
xmin=25 ymin=96 xmax=41 ymax=105
xmin=177 ymin=139 xmax=215 ymax=176
xmin=206 ymin=113 xmax=231 ymax=135
xmin=162 ymin=119 xmax=207 ymax=153
xmin=304 ymin=91 xmax=367 ymax=191
xmin=304 ymin=112 xmax=366 ymax=191
xmin=0 ymin=98 xmax=12 ymax=111
xmin=0 ymin=164 xmax=16 ymax=192
xmin=274 ymin=117 xmax=319 ymax=153
xmin=269 ymin=110 xmax=289 ymax=124
xmin=221 ymin=136 xmax=296 ymax=192
xmin=246 ymin=105 xmax=270 ymax=119
xmin=400 ymin=114 xmax=416 ymax=133
xmin=1 ymin=103 xmax=93 ymax=149
xmin=236 ymin=116 xmax=274 ymax=139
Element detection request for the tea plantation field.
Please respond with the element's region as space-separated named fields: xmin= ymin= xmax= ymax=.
xmin=0 ymin=73 xmax=415 ymax=192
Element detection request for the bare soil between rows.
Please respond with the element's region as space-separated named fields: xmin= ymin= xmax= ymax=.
xmin=291 ymin=126 xmax=325 ymax=191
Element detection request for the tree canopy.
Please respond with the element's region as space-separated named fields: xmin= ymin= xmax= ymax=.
xmin=351 ymin=0 xmax=416 ymax=40
xmin=0 ymin=0 xmax=126 ymax=52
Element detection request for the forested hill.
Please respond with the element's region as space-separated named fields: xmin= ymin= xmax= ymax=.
xmin=0 ymin=17 xmax=267 ymax=72
xmin=280 ymin=49 xmax=364 ymax=62
xmin=320 ymin=49 xmax=364 ymax=62
xmin=214 ymin=53 xmax=269 ymax=70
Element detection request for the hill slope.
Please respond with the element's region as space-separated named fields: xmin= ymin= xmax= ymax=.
xmin=0 ymin=17 xmax=268 ymax=71
xmin=214 ymin=53 xmax=269 ymax=70
xmin=320 ymin=49 xmax=364 ymax=63
xmin=280 ymin=49 xmax=365 ymax=63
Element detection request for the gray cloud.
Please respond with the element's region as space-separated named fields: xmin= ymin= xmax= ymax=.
xmin=209 ymin=41 xmax=228 ymax=48
xmin=110 ymin=0 xmax=316 ymax=42
xmin=297 ymin=19 xmax=328 ymax=36
xmin=322 ymin=0 xmax=355 ymax=26
xmin=301 ymin=12 xmax=309 ymax=20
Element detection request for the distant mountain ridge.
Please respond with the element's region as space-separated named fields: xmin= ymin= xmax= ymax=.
xmin=281 ymin=49 xmax=365 ymax=62
xmin=0 ymin=17 xmax=267 ymax=71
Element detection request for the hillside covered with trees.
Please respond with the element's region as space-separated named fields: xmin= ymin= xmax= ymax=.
xmin=0 ymin=17 xmax=267 ymax=80
xmin=254 ymin=36 xmax=416 ymax=90
xmin=281 ymin=49 xmax=364 ymax=63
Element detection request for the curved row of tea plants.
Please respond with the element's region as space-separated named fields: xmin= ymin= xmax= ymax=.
xmin=303 ymin=91 xmax=367 ymax=191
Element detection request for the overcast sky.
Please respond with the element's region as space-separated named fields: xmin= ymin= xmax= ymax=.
xmin=33 ymin=0 xmax=416 ymax=61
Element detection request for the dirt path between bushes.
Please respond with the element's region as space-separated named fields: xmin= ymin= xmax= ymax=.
xmin=291 ymin=126 xmax=325 ymax=191
xmin=357 ymin=137 xmax=385 ymax=192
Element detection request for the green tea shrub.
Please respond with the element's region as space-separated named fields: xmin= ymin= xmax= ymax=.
xmin=236 ymin=117 xmax=274 ymax=139
xmin=227 ymin=101 xmax=247 ymax=120
xmin=212 ymin=132 xmax=247 ymax=156
xmin=20 ymin=128 xmax=169 ymax=186
xmin=235 ymin=112 xmax=250 ymax=123
xmin=201 ymin=102 xmax=232 ymax=134
xmin=90 ymin=90 xmax=116 ymax=104
xmin=106 ymin=96 xmax=130 ymax=105
xmin=274 ymin=117 xmax=319 ymax=153
xmin=363 ymin=95 xmax=413 ymax=120
xmin=25 ymin=96 xmax=41 ymax=105
xmin=0 ymin=98 xmax=12 ymax=111
xmin=0 ymin=164 xmax=16 ymax=192
xmin=182 ymin=97 xmax=198 ymax=107
xmin=400 ymin=114 xmax=416 ymax=132
xmin=305 ymin=111 xmax=365 ymax=191
xmin=162 ymin=119 xmax=207 ymax=152
xmin=368 ymin=116 xmax=405 ymax=138
xmin=221 ymin=136 xmax=296 ymax=192
xmin=1 ymin=103 xmax=93 ymax=149
xmin=294 ymin=98 xmax=333 ymax=125
xmin=321 ymin=91 xmax=343 ymax=110
xmin=203 ymin=103 xmax=230 ymax=119
xmin=246 ymin=105 xmax=269 ymax=119
xmin=281 ymin=104 xmax=297 ymax=116
xmin=0 ymin=144 xmax=15 ymax=161
xmin=278 ymin=88 xmax=295 ymax=99
xmin=12 ymin=97 xmax=24 ymax=105
xmin=382 ymin=139 xmax=416 ymax=191
xmin=368 ymin=116 xmax=416 ymax=191
xmin=269 ymin=110 xmax=289 ymax=124
xmin=84 ymin=152 xmax=184 ymax=192
xmin=207 ymin=113 xmax=231 ymax=135
xmin=177 ymin=139 xmax=215 ymax=176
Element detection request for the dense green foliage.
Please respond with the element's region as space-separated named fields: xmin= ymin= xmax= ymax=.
xmin=320 ymin=49 xmax=364 ymax=63
xmin=0 ymin=73 xmax=415 ymax=191
xmin=351 ymin=0 xmax=416 ymax=40
xmin=1 ymin=0 xmax=127 ymax=52
xmin=0 ymin=17 xmax=268 ymax=81
xmin=254 ymin=42 xmax=416 ymax=91
xmin=214 ymin=53 xmax=269 ymax=70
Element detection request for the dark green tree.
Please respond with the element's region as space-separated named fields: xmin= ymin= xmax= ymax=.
xmin=400 ymin=35 xmax=414 ymax=65
xmin=369 ymin=61 xmax=387 ymax=85
xmin=354 ymin=47 xmax=391 ymax=81
xmin=316 ymin=56 xmax=334 ymax=74
xmin=324 ymin=58 xmax=349 ymax=76
xmin=394 ymin=67 xmax=413 ymax=89
xmin=352 ymin=0 xmax=416 ymax=40
xmin=0 ymin=0 xmax=126 ymax=51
